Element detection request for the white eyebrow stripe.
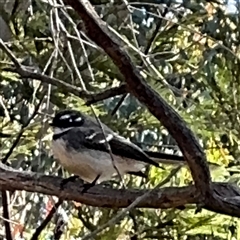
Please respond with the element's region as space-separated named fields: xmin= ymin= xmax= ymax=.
xmin=75 ymin=117 xmax=82 ymax=122
xmin=59 ymin=114 xmax=71 ymax=120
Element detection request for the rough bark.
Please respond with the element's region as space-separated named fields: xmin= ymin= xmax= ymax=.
xmin=0 ymin=165 xmax=240 ymax=217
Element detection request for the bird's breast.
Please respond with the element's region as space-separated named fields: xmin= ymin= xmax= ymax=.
xmin=51 ymin=139 xmax=101 ymax=182
xmin=51 ymin=139 xmax=146 ymax=183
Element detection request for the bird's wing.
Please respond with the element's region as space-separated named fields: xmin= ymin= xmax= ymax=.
xmin=66 ymin=128 xmax=159 ymax=167
xmin=144 ymin=151 xmax=185 ymax=164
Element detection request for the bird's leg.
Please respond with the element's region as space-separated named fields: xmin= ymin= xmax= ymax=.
xmin=81 ymin=175 xmax=100 ymax=193
xmin=60 ymin=175 xmax=79 ymax=190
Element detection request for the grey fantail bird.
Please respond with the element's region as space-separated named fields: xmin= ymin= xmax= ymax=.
xmin=50 ymin=109 xmax=184 ymax=186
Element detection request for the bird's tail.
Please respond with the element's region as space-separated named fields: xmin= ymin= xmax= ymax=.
xmin=144 ymin=151 xmax=222 ymax=171
xmin=144 ymin=151 xmax=185 ymax=165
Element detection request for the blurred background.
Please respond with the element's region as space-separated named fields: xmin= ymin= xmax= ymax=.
xmin=0 ymin=0 xmax=240 ymax=239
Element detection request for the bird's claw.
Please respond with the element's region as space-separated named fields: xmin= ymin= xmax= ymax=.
xmin=60 ymin=175 xmax=79 ymax=190
xmin=81 ymin=182 xmax=96 ymax=193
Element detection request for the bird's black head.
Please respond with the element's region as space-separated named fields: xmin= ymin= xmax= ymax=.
xmin=50 ymin=110 xmax=85 ymax=128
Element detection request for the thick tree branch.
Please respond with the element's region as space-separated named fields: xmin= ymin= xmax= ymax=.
xmin=64 ymin=0 xmax=211 ymax=198
xmin=0 ymin=164 xmax=196 ymax=209
xmin=0 ymin=165 xmax=240 ymax=217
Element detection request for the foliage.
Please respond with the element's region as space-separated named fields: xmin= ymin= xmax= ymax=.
xmin=0 ymin=0 xmax=240 ymax=239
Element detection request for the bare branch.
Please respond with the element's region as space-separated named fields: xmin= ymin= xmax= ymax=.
xmin=0 ymin=39 xmax=126 ymax=104
xmin=53 ymin=215 xmax=66 ymax=240
xmin=0 ymin=165 xmax=239 ymax=218
xmin=111 ymin=93 xmax=127 ymax=116
xmin=30 ymin=200 xmax=63 ymax=240
xmin=111 ymin=4 xmax=170 ymax=116
xmin=63 ymin=0 xmax=211 ymax=198
xmin=85 ymin=84 xmax=127 ymax=105
xmin=2 ymin=191 xmax=12 ymax=240
xmin=0 ymin=40 xmax=22 ymax=69
xmin=0 ymin=164 xmax=197 ymax=208
xmin=2 ymin=94 xmax=45 ymax=164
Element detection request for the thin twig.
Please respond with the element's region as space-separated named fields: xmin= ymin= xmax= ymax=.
xmin=85 ymin=84 xmax=127 ymax=105
xmin=81 ymin=166 xmax=182 ymax=240
xmin=0 ymin=39 xmax=85 ymax=96
xmin=2 ymin=191 xmax=12 ymax=240
xmin=111 ymin=93 xmax=127 ymax=116
xmin=110 ymin=5 xmax=169 ymax=116
xmin=2 ymin=94 xmax=45 ymax=163
xmin=1 ymin=92 xmax=45 ymax=240
xmin=0 ymin=39 xmax=126 ymax=106
xmin=31 ymin=6 xmax=64 ymax=239
xmin=53 ymin=215 xmax=66 ymax=240
xmin=30 ymin=199 xmax=63 ymax=240
xmin=77 ymin=208 xmax=96 ymax=231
